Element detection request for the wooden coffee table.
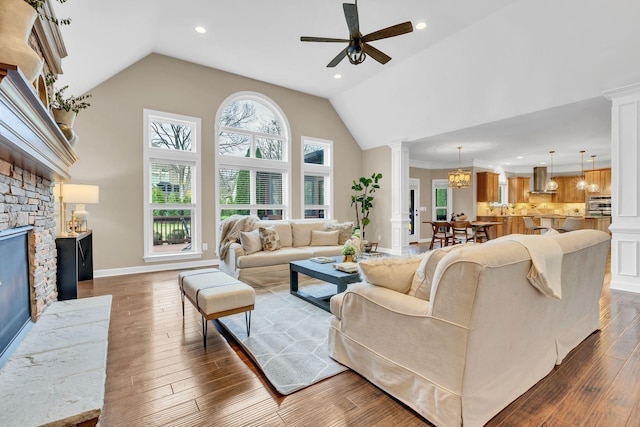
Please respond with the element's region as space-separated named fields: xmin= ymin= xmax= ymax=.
xmin=289 ymin=256 xmax=361 ymax=312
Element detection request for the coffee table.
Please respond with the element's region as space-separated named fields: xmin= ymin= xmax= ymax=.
xmin=289 ymin=256 xmax=361 ymax=312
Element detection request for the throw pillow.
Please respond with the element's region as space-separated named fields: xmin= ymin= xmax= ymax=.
xmin=239 ymin=229 xmax=262 ymax=255
xmin=410 ymin=243 xmax=473 ymax=300
xmin=324 ymin=222 xmax=354 ymax=245
xmin=259 ymin=226 xmax=281 ymax=252
xmin=310 ymin=230 xmax=339 ymax=246
xmin=359 ymin=255 xmax=424 ymax=294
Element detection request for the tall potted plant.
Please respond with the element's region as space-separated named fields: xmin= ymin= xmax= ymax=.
xmin=350 ymin=172 xmax=382 ymax=240
xmin=0 ymin=0 xmax=70 ymax=83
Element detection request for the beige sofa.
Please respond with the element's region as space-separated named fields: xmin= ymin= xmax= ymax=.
xmin=219 ymin=219 xmax=347 ymax=285
xmin=328 ymin=229 xmax=610 ymax=427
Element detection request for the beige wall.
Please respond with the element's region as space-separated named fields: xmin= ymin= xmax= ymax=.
xmin=70 ymin=54 xmax=362 ymax=271
xmin=360 ymin=146 xmax=392 ymax=248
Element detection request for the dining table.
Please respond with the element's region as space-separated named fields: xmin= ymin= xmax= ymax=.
xmin=469 ymin=221 xmax=502 ymax=242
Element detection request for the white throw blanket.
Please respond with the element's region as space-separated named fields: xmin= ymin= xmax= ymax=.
xmin=218 ymin=215 xmax=260 ymax=260
xmin=489 ymin=235 xmax=563 ymax=300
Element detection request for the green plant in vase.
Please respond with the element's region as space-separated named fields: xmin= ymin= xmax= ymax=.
xmin=350 ymin=172 xmax=383 ymax=240
xmin=342 ymin=244 xmax=356 ymax=262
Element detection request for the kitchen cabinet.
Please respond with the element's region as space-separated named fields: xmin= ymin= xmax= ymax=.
xmin=55 ymin=231 xmax=93 ymax=300
xmin=477 ymin=172 xmax=499 ymax=203
xmin=585 ymin=217 xmax=611 ymax=234
xmin=508 ymin=177 xmax=530 ymax=203
xmin=584 ymin=168 xmax=611 ymax=195
xmin=552 ymin=176 xmax=585 ymax=203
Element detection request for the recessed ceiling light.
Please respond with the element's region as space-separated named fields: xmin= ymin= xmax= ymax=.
xmin=195 ymin=26 xmax=206 ymax=34
xmin=415 ymin=22 xmax=427 ymax=30
xmin=540 ymin=161 xmax=547 ymax=165
xmin=334 ymin=74 xmax=342 ymax=79
xmin=516 ymin=156 xmax=523 ymax=159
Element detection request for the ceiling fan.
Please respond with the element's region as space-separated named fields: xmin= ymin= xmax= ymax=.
xmin=300 ymin=1 xmax=413 ymax=67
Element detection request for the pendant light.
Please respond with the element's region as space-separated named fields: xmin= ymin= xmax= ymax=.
xmin=448 ymin=147 xmax=472 ymax=188
xmin=576 ymin=150 xmax=588 ymax=190
xmin=546 ymin=150 xmax=558 ymax=191
xmin=587 ymin=154 xmax=600 ymax=193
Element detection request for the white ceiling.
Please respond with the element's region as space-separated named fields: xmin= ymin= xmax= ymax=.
xmin=51 ymin=0 xmax=635 ymax=171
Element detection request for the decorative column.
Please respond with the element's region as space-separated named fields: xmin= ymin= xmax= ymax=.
xmin=388 ymin=141 xmax=410 ymax=255
xmin=604 ymin=83 xmax=640 ymax=293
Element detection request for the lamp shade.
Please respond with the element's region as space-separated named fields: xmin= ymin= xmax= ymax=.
xmin=63 ymin=184 xmax=100 ymax=204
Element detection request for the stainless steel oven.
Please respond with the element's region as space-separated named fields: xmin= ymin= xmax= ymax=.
xmin=587 ymin=195 xmax=611 ymax=217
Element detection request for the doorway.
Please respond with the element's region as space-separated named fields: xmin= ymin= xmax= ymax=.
xmin=432 ymin=179 xmax=452 ymax=221
xmin=409 ymin=178 xmax=420 ymax=243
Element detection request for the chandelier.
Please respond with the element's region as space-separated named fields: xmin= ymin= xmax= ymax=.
xmin=587 ymin=154 xmax=600 ymax=193
xmin=546 ymin=150 xmax=558 ymax=191
xmin=576 ymin=150 xmax=588 ymax=190
xmin=448 ymin=147 xmax=472 ymax=189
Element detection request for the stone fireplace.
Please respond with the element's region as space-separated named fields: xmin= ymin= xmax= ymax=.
xmin=0 ymin=158 xmax=57 ymax=320
xmin=0 ymin=63 xmax=77 ymax=359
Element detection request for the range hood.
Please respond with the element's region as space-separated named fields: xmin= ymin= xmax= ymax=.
xmin=531 ymin=166 xmax=555 ymax=194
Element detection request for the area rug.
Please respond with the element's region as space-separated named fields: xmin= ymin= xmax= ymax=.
xmin=217 ymin=281 xmax=348 ymax=395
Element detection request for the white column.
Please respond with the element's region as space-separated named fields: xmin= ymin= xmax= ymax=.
xmin=604 ymin=83 xmax=640 ymax=293
xmin=388 ymin=141 xmax=410 ymax=255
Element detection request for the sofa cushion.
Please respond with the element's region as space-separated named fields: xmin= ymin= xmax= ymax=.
xmin=292 ymin=221 xmax=329 ymax=247
xmin=259 ymin=226 xmax=282 ymax=252
xmin=257 ymin=221 xmax=292 ymax=247
xmin=237 ymin=247 xmax=310 ymax=268
xmin=310 ymin=230 xmax=339 ymax=246
xmin=324 ymin=222 xmax=354 ymax=245
xmin=359 ymin=255 xmax=424 ymax=294
xmin=299 ymin=246 xmax=343 ymax=257
xmin=411 ymin=244 xmax=472 ymax=300
xmin=239 ymin=229 xmax=262 ymax=254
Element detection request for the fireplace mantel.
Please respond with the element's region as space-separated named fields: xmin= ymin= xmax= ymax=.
xmin=0 ymin=64 xmax=77 ymax=181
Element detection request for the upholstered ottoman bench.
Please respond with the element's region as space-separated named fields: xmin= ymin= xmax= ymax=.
xmin=178 ymin=268 xmax=255 ymax=348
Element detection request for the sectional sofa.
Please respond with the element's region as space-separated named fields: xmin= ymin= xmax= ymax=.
xmin=328 ymin=229 xmax=611 ymax=427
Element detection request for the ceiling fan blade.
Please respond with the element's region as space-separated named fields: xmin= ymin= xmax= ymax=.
xmin=343 ymin=3 xmax=360 ymax=39
xmin=301 ymin=36 xmax=350 ymax=43
xmin=363 ymin=43 xmax=391 ymax=64
xmin=362 ymin=21 xmax=413 ymax=43
xmin=327 ymin=47 xmax=348 ymax=67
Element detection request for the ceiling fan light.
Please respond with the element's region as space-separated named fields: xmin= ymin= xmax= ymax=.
xmin=347 ymin=44 xmax=365 ymax=65
xmin=416 ymin=22 xmax=427 ymax=30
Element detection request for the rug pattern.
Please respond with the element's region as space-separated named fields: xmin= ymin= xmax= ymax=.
xmin=217 ymin=282 xmax=348 ymax=395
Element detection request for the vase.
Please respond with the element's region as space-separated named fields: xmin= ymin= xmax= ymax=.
xmin=52 ymin=108 xmax=78 ymax=144
xmin=0 ymin=0 xmax=44 ymax=84
xmin=343 ymin=255 xmax=354 ymax=263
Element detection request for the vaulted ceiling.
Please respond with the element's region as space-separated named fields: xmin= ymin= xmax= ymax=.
xmin=52 ymin=0 xmax=640 ymax=171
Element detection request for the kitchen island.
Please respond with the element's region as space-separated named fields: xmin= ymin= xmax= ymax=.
xmin=475 ymin=214 xmax=611 ymax=238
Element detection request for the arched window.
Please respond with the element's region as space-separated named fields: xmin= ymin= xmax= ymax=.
xmin=215 ymin=93 xmax=291 ymax=223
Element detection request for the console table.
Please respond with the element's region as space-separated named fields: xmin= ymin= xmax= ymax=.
xmin=56 ymin=231 xmax=93 ymax=300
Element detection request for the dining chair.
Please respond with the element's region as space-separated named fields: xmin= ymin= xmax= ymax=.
xmin=523 ymin=216 xmax=548 ymax=234
xmin=557 ymin=217 xmax=584 ymax=233
xmin=451 ymin=221 xmax=472 ymax=244
xmin=429 ymin=221 xmax=454 ymax=249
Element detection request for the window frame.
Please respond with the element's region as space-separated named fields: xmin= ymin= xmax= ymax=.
xmin=301 ymin=136 xmax=333 ymax=219
xmin=215 ymin=92 xmax=292 ymax=227
xmin=143 ymin=109 xmax=202 ymax=262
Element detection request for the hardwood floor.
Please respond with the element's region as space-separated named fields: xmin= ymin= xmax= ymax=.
xmin=79 ymin=251 xmax=640 ymax=426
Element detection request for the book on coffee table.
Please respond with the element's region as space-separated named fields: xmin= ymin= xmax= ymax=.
xmin=333 ymin=262 xmax=359 ymax=274
xmin=310 ymin=256 xmax=336 ymax=264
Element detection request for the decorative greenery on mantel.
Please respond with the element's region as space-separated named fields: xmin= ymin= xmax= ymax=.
xmin=45 ymin=73 xmax=91 ymax=114
xmin=25 ymin=0 xmax=71 ymax=26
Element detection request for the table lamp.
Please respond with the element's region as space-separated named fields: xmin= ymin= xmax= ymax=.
xmin=61 ymin=184 xmax=100 ymax=236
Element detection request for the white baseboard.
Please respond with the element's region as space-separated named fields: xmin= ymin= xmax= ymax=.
xmin=94 ymin=259 xmax=219 ymax=278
